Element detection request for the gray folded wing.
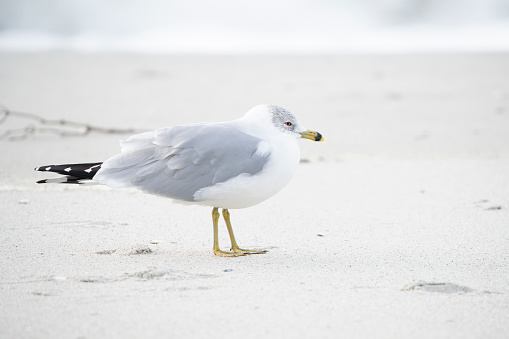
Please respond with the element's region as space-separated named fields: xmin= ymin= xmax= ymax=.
xmin=93 ymin=124 xmax=270 ymax=201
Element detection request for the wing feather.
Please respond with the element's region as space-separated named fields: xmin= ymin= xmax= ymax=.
xmin=94 ymin=123 xmax=270 ymax=202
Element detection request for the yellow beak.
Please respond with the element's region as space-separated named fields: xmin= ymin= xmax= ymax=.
xmin=300 ymin=129 xmax=324 ymax=142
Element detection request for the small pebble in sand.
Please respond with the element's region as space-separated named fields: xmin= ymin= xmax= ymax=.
xmin=96 ymin=249 xmax=116 ymax=255
xmin=81 ymin=277 xmax=100 ymax=283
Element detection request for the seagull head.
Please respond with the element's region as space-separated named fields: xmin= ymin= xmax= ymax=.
xmin=243 ymin=104 xmax=324 ymax=142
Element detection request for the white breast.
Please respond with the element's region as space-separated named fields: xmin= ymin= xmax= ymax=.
xmin=193 ymin=134 xmax=301 ymax=209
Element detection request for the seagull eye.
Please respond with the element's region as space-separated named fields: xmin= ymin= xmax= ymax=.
xmin=285 ymin=121 xmax=293 ymax=126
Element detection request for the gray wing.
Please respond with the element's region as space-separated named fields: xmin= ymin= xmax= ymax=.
xmin=94 ymin=124 xmax=269 ymax=201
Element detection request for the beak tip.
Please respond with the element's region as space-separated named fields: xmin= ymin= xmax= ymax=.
xmin=315 ymin=132 xmax=324 ymax=142
xmin=300 ymin=130 xmax=324 ymax=142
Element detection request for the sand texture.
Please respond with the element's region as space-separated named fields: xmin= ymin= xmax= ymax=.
xmin=0 ymin=53 xmax=508 ymax=338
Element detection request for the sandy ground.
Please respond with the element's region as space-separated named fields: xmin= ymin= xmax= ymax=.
xmin=0 ymin=53 xmax=508 ymax=338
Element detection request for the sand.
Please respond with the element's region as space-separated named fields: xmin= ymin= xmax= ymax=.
xmin=0 ymin=53 xmax=508 ymax=339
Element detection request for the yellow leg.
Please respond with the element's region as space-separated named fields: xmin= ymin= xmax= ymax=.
xmin=212 ymin=207 xmax=246 ymax=257
xmin=222 ymin=208 xmax=267 ymax=255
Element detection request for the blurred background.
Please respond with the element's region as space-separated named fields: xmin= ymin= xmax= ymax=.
xmin=1 ymin=0 xmax=509 ymax=53
xmin=1 ymin=0 xmax=508 ymax=165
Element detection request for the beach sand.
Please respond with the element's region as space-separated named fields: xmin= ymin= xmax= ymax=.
xmin=1 ymin=53 xmax=508 ymax=338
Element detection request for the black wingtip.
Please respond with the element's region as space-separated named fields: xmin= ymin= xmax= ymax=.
xmin=34 ymin=165 xmax=51 ymax=172
xmin=33 ymin=162 xmax=102 ymax=179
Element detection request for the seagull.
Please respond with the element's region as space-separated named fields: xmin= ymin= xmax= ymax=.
xmin=35 ymin=105 xmax=324 ymax=256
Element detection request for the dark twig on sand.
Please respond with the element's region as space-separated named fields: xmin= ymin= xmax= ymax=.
xmin=0 ymin=103 xmax=147 ymax=141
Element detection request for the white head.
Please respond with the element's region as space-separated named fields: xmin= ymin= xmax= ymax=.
xmin=243 ymin=104 xmax=324 ymax=142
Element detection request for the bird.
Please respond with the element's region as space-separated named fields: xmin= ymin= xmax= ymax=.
xmin=35 ymin=104 xmax=324 ymax=256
